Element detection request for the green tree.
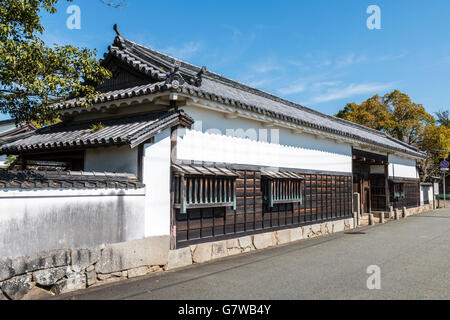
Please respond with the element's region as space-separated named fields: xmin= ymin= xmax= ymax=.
xmin=435 ymin=110 xmax=450 ymax=128
xmin=383 ymin=90 xmax=435 ymax=145
xmin=336 ymin=90 xmax=444 ymax=181
xmin=336 ymin=90 xmax=435 ymax=145
xmin=419 ymin=125 xmax=450 ymax=180
xmin=0 ymin=0 xmax=111 ymax=125
xmin=335 ymin=95 xmax=390 ymax=131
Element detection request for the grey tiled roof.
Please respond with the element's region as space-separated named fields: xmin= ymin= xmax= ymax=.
xmin=0 ymin=169 xmax=144 ymax=189
xmin=54 ymin=81 xmax=171 ymax=110
xmin=57 ymin=33 xmax=426 ymax=158
xmin=178 ymin=78 xmax=426 ymax=158
xmin=109 ymin=45 xmax=167 ymax=80
xmin=0 ymin=111 xmax=193 ymax=154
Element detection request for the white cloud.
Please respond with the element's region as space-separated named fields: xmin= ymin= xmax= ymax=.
xmin=251 ymin=59 xmax=282 ymax=73
xmin=161 ymin=41 xmax=202 ymax=60
xmin=335 ymin=54 xmax=368 ymax=68
xmin=277 ymin=83 xmax=306 ymax=95
xmin=246 ymin=79 xmax=272 ymax=88
xmin=310 ymin=82 xmax=395 ymax=103
xmin=377 ymin=52 xmax=408 ymax=62
xmin=312 ymin=81 xmax=342 ymax=88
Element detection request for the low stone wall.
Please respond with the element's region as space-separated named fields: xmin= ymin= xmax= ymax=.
xmin=168 ymin=218 xmax=356 ymax=270
xmin=405 ymin=203 xmax=433 ymax=216
xmin=4 ymin=205 xmax=436 ymax=300
xmin=0 ymin=236 xmax=169 ymax=300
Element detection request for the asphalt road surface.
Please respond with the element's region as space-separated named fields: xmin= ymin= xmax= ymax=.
xmin=55 ymin=207 xmax=450 ymax=300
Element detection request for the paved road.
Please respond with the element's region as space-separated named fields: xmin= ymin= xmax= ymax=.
xmin=56 ymin=208 xmax=450 ymax=300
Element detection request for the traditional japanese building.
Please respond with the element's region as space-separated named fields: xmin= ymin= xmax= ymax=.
xmin=0 ymin=26 xmax=427 ymax=258
xmin=0 ymin=120 xmax=35 ymax=168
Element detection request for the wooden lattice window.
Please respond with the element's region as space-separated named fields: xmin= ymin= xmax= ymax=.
xmin=173 ymin=164 xmax=237 ymax=214
xmin=393 ymin=183 xmax=405 ymax=199
xmin=261 ymin=170 xmax=304 ymax=208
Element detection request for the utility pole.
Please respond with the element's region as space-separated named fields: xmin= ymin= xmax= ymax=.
xmin=441 ymin=159 xmax=449 ymax=208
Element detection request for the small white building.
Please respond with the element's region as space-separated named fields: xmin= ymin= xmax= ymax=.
xmin=0 ymin=28 xmax=428 ymax=258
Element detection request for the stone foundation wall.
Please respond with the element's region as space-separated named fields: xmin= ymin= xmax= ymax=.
xmin=405 ymin=204 xmax=433 ymax=215
xmin=0 ymin=236 xmax=169 ymax=300
xmin=167 ymin=218 xmax=356 ymax=270
xmin=1 ymin=204 xmax=434 ymax=300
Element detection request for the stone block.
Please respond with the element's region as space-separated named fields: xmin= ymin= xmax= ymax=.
xmin=302 ymin=226 xmax=312 ymax=238
xmin=380 ymin=213 xmax=385 ymax=224
xmin=52 ymin=273 xmax=86 ymax=295
xmin=22 ymin=286 xmax=53 ymax=300
xmin=86 ymin=270 xmax=97 ymax=287
xmin=95 ymin=236 xmax=170 ymax=274
xmin=253 ymin=232 xmax=276 ymax=250
xmin=320 ymin=223 xmax=328 ymax=235
xmin=127 ymin=266 xmax=149 ymax=279
xmin=227 ymin=248 xmax=242 ymax=256
xmin=150 ymin=266 xmax=163 ymax=273
xmin=97 ymin=273 xmax=111 ymax=281
xmin=310 ymin=224 xmax=321 ymax=235
xmin=93 ymin=277 xmax=121 ymax=286
xmin=0 ymin=274 xmax=34 ymax=300
xmin=238 ymin=236 xmax=254 ymax=250
xmin=211 ymin=241 xmax=227 ymax=260
xmin=0 ymin=258 xmax=14 ymax=282
xmin=0 ymin=290 xmax=9 ymax=300
xmin=290 ymin=227 xmax=303 ymax=242
xmin=33 ymin=267 xmax=67 ymax=286
xmin=344 ymin=219 xmax=354 ymax=230
xmin=167 ymin=247 xmax=192 ymax=270
xmin=110 ymin=272 xmax=122 ymax=277
xmin=402 ymin=207 xmax=407 ymax=218
xmin=333 ymin=220 xmax=345 ymax=233
xmin=71 ymin=247 xmax=101 ymax=270
xmin=276 ymin=230 xmax=291 ymax=245
xmin=192 ymin=243 xmax=212 ymax=264
xmin=86 ymin=265 xmax=95 ymax=272
xmin=369 ymin=214 xmax=375 ymax=226
xmin=12 ymin=249 xmax=70 ymax=276
xmin=226 ymin=239 xmax=240 ymax=249
xmin=395 ymin=209 xmax=400 ymax=220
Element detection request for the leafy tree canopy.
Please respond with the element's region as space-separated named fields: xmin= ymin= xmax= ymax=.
xmin=336 ymin=90 xmax=449 ymax=181
xmin=0 ymin=0 xmax=111 ymax=125
xmin=336 ymin=90 xmax=435 ymax=145
xmin=435 ymin=110 xmax=449 ymax=128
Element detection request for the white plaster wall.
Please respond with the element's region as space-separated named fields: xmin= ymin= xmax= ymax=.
xmin=388 ymin=154 xmax=418 ymax=179
xmin=143 ymin=129 xmax=172 ymax=237
xmin=85 ymin=145 xmax=138 ymax=174
xmin=178 ymin=106 xmax=352 ymax=173
xmin=0 ymin=188 xmax=146 ymax=258
xmin=420 ymin=185 xmax=433 ymax=204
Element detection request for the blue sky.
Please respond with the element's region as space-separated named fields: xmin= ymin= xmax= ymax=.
xmin=2 ymin=0 xmax=450 ymax=120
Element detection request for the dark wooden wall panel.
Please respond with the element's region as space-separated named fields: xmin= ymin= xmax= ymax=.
xmin=176 ymin=169 xmax=353 ymax=247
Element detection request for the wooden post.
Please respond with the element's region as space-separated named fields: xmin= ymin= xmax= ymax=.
xmin=169 ymin=126 xmax=178 ymax=250
xmin=384 ymin=163 xmax=390 ymax=211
